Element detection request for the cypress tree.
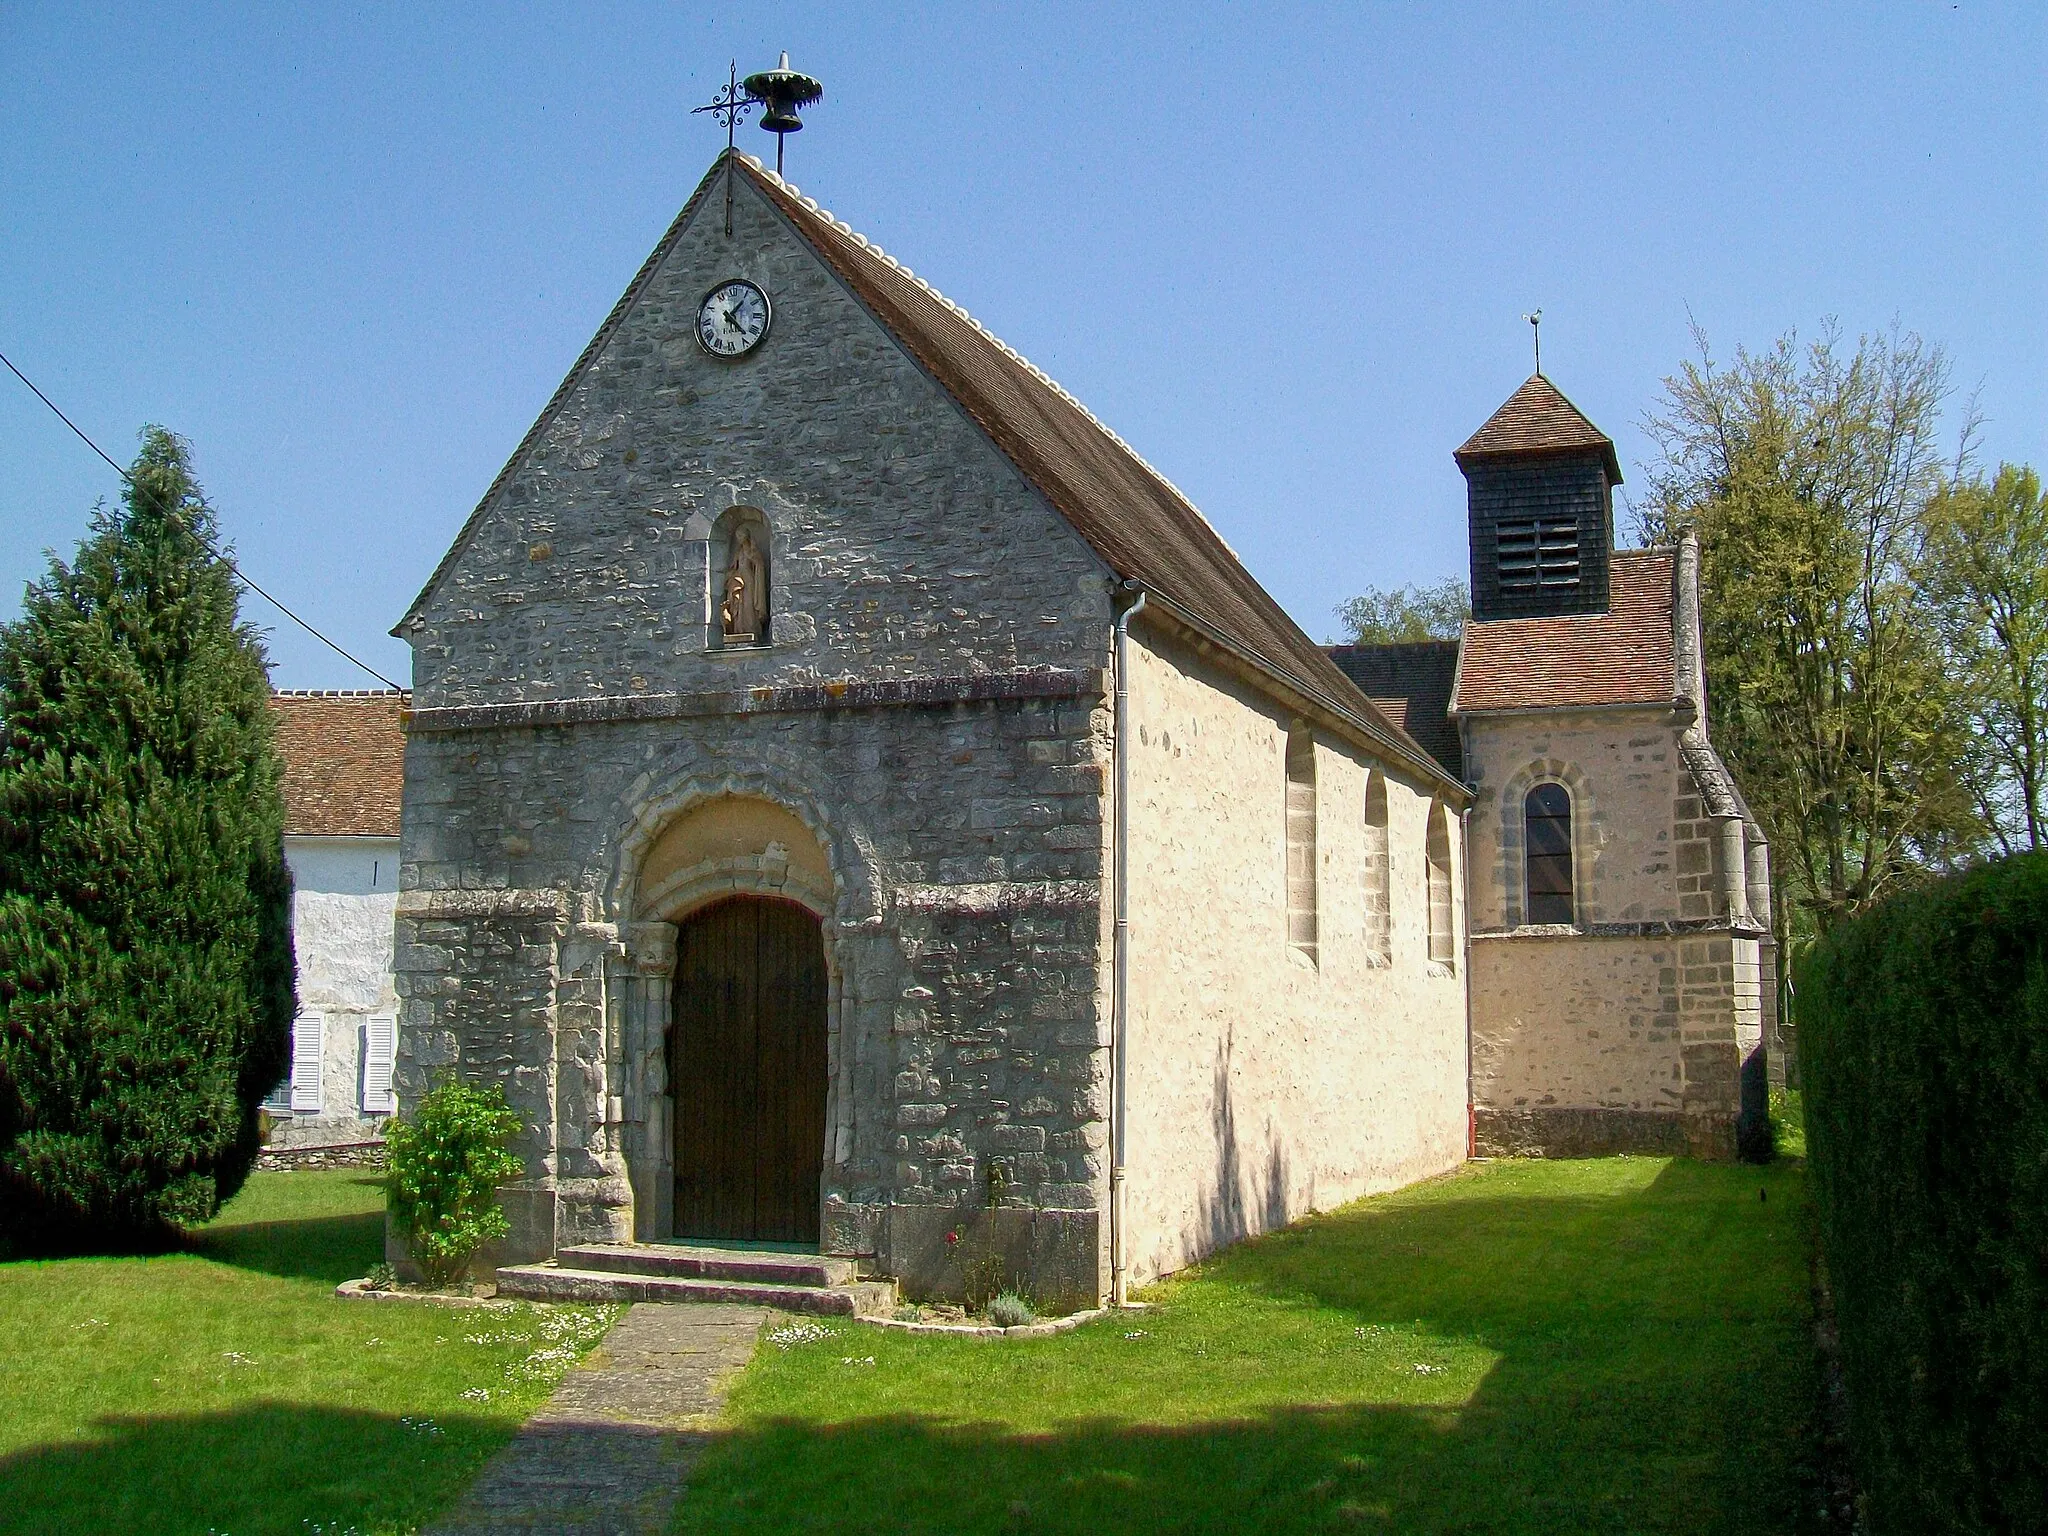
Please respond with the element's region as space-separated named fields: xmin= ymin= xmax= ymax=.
xmin=0 ymin=428 xmax=294 ymax=1251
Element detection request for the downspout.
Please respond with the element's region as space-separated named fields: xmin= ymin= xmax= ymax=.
xmin=1459 ymin=801 xmax=1476 ymax=1160
xmin=1110 ymin=583 xmax=1146 ymax=1309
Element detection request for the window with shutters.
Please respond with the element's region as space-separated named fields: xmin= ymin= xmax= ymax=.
xmin=289 ymin=1014 xmax=325 ymax=1113
xmin=1285 ymin=724 xmax=1318 ymax=963
xmin=1362 ymin=770 xmax=1391 ymax=963
xmin=362 ymin=1016 xmax=398 ymax=1114
xmin=1426 ymin=802 xmax=1456 ymax=967
xmin=1497 ymin=517 xmax=1580 ymax=591
xmin=1524 ymin=782 xmax=1575 ymax=924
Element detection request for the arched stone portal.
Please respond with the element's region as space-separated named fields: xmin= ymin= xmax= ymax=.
xmin=613 ymin=793 xmax=841 ymax=1244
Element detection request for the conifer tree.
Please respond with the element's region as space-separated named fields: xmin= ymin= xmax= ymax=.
xmin=0 ymin=428 xmax=293 ymax=1251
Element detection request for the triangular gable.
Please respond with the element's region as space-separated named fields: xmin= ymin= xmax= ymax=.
xmin=399 ymin=152 xmax=1456 ymax=794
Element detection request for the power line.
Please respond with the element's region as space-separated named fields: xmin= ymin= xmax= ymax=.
xmin=1 ymin=350 xmax=404 ymax=691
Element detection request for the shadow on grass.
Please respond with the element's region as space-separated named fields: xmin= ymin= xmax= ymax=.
xmin=0 ymin=1401 xmax=519 ymax=1536
xmin=189 ymin=1177 xmax=388 ymax=1286
xmin=682 ymin=1160 xmax=1821 ymax=1536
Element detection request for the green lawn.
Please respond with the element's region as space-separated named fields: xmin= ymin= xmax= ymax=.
xmin=680 ymin=1157 xmax=1816 ymax=1535
xmin=0 ymin=1168 xmax=615 ymax=1536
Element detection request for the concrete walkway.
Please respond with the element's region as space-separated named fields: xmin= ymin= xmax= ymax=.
xmin=429 ymin=1303 xmax=768 ymax=1536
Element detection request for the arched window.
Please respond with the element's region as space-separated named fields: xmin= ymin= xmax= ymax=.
xmin=713 ymin=506 xmax=771 ymax=647
xmin=1426 ymin=801 xmax=1455 ymax=966
xmin=1524 ymin=783 xmax=1574 ymax=925
xmin=1285 ymin=724 xmax=1317 ymax=962
xmin=1362 ymin=770 xmax=1391 ymax=963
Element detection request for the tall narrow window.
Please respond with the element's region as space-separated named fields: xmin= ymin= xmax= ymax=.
xmin=1285 ymin=724 xmax=1318 ymax=962
xmin=1362 ymin=770 xmax=1391 ymax=963
xmin=1525 ymin=783 xmax=1574 ymax=924
xmin=1426 ymin=802 xmax=1455 ymax=966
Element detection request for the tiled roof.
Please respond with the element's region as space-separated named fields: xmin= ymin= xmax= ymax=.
xmin=1325 ymin=642 xmax=1463 ymax=780
xmin=1452 ymin=549 xmax=1677 ymax=713
xmin=732 ymin=158 xmax=1453 ymax=790
xmin=401 ymin=152 xmax=1457 ymax=796
xmin=1455 ymin=374 xmax=1622 ymax=482
xmin=269 ymin=691 xmax=408 ymax=837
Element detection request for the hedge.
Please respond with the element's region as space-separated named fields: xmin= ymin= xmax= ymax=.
xmin=1797 ymin=851 xmax=2047 ymax=1535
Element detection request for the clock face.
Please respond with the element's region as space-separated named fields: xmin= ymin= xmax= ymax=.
xmin=697 ymin=280 xmax=771 ymax=358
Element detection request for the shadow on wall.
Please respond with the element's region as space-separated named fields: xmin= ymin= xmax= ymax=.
xmin=1183 ymin=1025 xmax=1291 ymax=1270
xmin=0 ymin=1402 xmax=525 ymax=1536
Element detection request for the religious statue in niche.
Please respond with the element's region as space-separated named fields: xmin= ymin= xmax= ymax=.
xmin=720 ymin=526 xmax=768 ymax=644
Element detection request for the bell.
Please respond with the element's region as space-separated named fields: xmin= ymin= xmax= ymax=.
xmin=743 ymin=52 xmax=824 ymax=151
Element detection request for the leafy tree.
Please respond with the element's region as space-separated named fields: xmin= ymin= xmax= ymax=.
xmin=0 ymin=428 xmax=293 ymax=1251
xmin=1333 ymin=578 xmax=1471 ymax=645
xmin=1921 ymin=464 xmax=2048 ymax=853
xmin=1638 ymin=322 xmax=1980 ymax=931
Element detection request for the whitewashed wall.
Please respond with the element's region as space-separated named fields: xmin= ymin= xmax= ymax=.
xmin=269 ymin=834 xmax=401 ymax=1147
xmin=1119 ymin=622 xmax=1469 ymax=1284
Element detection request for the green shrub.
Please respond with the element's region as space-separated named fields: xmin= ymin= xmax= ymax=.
xmin=385 ymin=1079 xmax=524 ymax=1288
xmin=0 ymin=429 xmax=293 ymax=1253
xmin=1797 ymin=851 xmax=2047 ymax=1535
xmin=986 ymin=1292 xmax=1035 ymax=1328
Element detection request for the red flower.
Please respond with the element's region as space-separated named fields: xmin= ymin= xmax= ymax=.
xmin=945 ymin=1230 xmax=959 ymax=1246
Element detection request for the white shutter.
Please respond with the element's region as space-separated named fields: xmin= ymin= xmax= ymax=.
xmin=362 ymin=1015 xmax=398 ymax=1114
xmin=290 ymin=1015 xmax=325 ymax=1112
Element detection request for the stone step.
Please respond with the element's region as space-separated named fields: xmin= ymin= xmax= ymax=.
xmin=554 ymin=1241 xmax=857 ymax=1288
xmin=495 ymin=1262 xmax=895 ymax=1317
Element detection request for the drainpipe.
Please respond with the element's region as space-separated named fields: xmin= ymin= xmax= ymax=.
xmin=1110 ymin=583 xmax=1146 ymax=1309
xmin=1459 ymin=803 xmax=1476 ymax=1160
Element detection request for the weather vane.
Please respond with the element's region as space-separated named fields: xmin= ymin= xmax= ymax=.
xmin=1524 ymin=309 xmax=1544 ymax=375
xmin=693 ymin=53 xmax=825 ymax=235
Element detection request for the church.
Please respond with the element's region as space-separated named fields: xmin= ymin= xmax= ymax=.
xmin=389 ymin=150 xmax=1769 ymax=1309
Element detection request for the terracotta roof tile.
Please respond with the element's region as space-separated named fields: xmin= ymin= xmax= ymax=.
xmin=1452 ymin=550 xmax=1676 ymax=713
xmin=731 ymin=158 xmax=1455 ymax=789
xmin=269 ymin=691 xmax=408 ymax=837
xmin=1325 ymin=642 xmax=1463 ymax=779
xmin=1455 ymin=374 xmax=1622 ymax=482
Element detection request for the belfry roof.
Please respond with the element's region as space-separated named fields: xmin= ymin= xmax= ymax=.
xmin=1455 ymin=374 xmax=1623 ymax=482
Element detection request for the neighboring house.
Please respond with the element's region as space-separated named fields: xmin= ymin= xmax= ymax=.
xmin=1335 ymin=376 xmax=1774 ymax=1160
xmin=265 ymin=689 xmax=407 ymax=1148
xmin=389 ymin=151 xmax=1471 ymax=1306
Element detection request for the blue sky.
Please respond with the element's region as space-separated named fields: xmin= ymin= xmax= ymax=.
xmin=3 ymin=3 xmax=2042 ymax=688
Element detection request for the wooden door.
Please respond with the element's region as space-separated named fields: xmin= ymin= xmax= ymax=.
xmin=671 ymin=896 xmax=828 ymax=1243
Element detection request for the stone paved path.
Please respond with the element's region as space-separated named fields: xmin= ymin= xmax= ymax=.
xmin=428 ymin=1302 xmax=768 ymax=1536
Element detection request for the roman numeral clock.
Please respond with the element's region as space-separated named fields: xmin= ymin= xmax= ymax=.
xmin=696 ymin=279 xmax=770 ymax=357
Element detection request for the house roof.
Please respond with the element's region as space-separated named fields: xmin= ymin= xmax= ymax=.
xmin=1454 ymin=374 xmax=1622 ymax=483
xmin=269 ymin=691 xmax=408 ymax=837
xmin=1325 ymin=642 xmax=1463 ymax=779
xmin=1452 ymin=548 xmax=1677 ymax=714
xmin=398 ymin=152 xmax=1458 ymax=797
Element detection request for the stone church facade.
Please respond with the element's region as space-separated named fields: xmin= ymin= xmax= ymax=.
xmin=390 ymin=153 xmax=1471 ymax=1306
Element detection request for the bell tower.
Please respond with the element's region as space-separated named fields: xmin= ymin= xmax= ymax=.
xmin=1455 ymin=374 xmax=1622 ymax=621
